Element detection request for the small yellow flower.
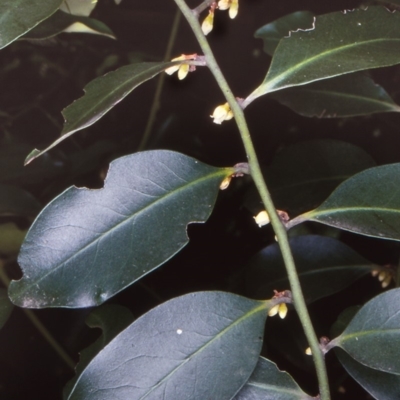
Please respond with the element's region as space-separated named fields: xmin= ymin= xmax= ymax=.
xmin=218 ymin=0 xmax=239 ymax=19
xmin=165 ymin=54 xmax=197 ymax=80
xmin=268 ymin=303 xmax=288 ymax=319
xmin=253 ymin=210 xmax=270 ymax=227
xmin=219 ymin=176 xmax=232 ymax=190
xmin=305 ymin=347 xmax=312 ymax=355
xmin=278 ymin=303 xmax=288 ymax=319
xmin=268 ymin=304 xmax=279 ymax=317
xmin=211 ymin=102 xmax=234 ymax=124
xmin=202 ymin=10 xmax=214 ymax=35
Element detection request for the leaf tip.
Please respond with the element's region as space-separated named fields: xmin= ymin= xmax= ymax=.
xmin=24 ymin=149 xmax=42 ymax=165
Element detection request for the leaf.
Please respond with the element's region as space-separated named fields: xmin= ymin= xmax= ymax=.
xmin=331 ymin=288 xmax=400 ymax=374
xmin=60 ymin=0 xmax=97 ymax=16
xmin=269 ymin=72 xmax=400 ymax=118
xmin=25 ymin=61 xmax=183 ymax=165
xmin=331 ymin=306 xmax=400 ymax=399
xmin=0 ymin=184 xmax=42 ymax=217
xmin=336 ymin=349 xmax=400 ymax=400
xmin=254 ymin=10 xmax=400 ymax=117
xmin=67 ymin=291 xmax=269 ymax=400
xmin=234 ymin=356 xmax=313 ymax=400
xmin=9 ymin=150 xmax=233 ymax=308
xmin=246 ymin=235 xmax=376 ymax=304
xmin=245 ymin=139 xmax=375 ymax=216
xmin=255 ymin=11 xmax=315 ymax=56
xmin=0 ymin=0 xmax=62 ymax=49
xmin=287 ymin=164 xmax=400 ymax=241
xmin=246 ymin=7 xmax=400 ymax=102
xmin=64 ymin=304 xmax=134 ymax=399
xmin=22 ymin=10 xmax=115 ymax=40
xmin=0 ymin=289 xmax=13 ymax=330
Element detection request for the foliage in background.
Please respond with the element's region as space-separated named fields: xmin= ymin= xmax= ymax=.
xmin=1 ymin=0 xmax=400 ymax=399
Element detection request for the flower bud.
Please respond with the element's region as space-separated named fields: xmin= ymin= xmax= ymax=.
xmin=211 ymin=103 xmax=234 ymax=124
xmin=268 ymin=304 xmax=279 ymax=317
xmin=202 ymin=11 xmax=214 ymax=35
xmin=254 ymin=210 xmax=270 ymax=227
xmin=278 ymin=303 xmax=288 ymax=319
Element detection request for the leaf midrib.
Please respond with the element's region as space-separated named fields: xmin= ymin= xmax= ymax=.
xmin=264 ymin=37 xmax=400 ymax=93
xmin=137 ymin=301 xmax=267 ymax=399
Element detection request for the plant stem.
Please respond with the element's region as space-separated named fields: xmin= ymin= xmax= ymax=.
xmin=138 ymin=9 xmax=182 ymax=151
xmin=172 ymin=1 xmax=331 ymax=399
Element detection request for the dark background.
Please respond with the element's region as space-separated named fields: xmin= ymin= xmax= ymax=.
xmin=0 ymin=0 xmax=399 ymax=399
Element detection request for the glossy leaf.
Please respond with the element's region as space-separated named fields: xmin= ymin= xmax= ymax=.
xmin=246 ymin=140 xmax=375 ymax=216
xmin=25 ymin=62 xmax=182 ymax=165
xmin=22 ymin=10 xmax=115 ymax=40
xmin=234 ymin=356 xmax=313 ymax=400
xmin=60 ymin=0 xmax=97 ymax=16
xmin=0 ymin=184 xmax=42 ymax=218
xmin=0 ymin=289 xmax=13 ymax=330
xmin=246 ymin=235 xmax=376 ymax=304
xmin=287 ymin=164 xmax=400 ymax=241
xmin=9 ymin=151 xmax=233 ymax=308
xmin=331 ymin=305 xmax=400 ymax=399
xmin=246 ymin=7 xmax=400 ymax=102
xmin=255 ymin=11 xmax=315 ymax=56
xmin=336 ymin=348 xmax=400 ymax=399
xmin=67 ymin=291 xmax=269 ymax=400
xmin=64 ymin=304 xmax=134 ymax=399
xmin=269 ymin=73 xmax=400 ymax=118
xmin=0 ymin=0 xmax=62 ymax=49
xmin=331 ymin=288 xmax=400 ymax=374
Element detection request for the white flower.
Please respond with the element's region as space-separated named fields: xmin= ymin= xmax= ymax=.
xmin=211 ymin=102 xmax=234 ymax=124
xmin=253 ymin=210 xmax=270 ymax=227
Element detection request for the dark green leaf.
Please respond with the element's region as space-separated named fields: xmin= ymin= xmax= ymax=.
xmin=246 ymin=7 xmax=400 ymax=102
xmin=234 ymin=356 xmax=313 ymax=400
xmin=246 ymin=235 xmax=376 ymax=304
xmin=0 ymin=0 xmax=62 ymax=49
xmin=269 ymin=73 xmax=400 ymax=118
xmin=255 ymin=11 xmax=315 ymax=56
xmin=21 ymin=10 xmax=115 ymax=40
xmin=67 ymin=291 xmax=269 ymax=400
xmin=287 ymin=164 xmax=400 ymax=241
xmin=336 ymin=349 xmax=400 ymax=400
xmin=9 ymin=151 xmax=233 ymax=308
xmin=25 ymin=62 xmax=182 ymax=165
xmin=0 ymin=184 xmax=42 ymax=217
xmin=64 ymin=304 xmax=134 ymax=399
xmin=0 ymin=289 xmax=13 ymax=330
xmin=251 ymin=140 xmax=375 ymax=215
xmin=331 ymin=288 xmax=400 ymax=374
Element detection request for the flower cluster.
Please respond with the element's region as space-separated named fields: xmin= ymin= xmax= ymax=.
xmin=201 ymin=0 xmax=239 ymax=35
xmin=268 ymin=303 xmax=288 ymax=319
xmin=218 ymin=0 xmax=239 ymax=19
xmin=371 ymin=268 xmax=393 ymax=288
xmin=165 ymin=54 xmax=198 ymax=80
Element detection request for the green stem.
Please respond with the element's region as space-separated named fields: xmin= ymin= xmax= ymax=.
xmin=172 ymin=1 xmax=331 ymax=399
xmin=138 ymin=9 xmax=182 ymax=151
